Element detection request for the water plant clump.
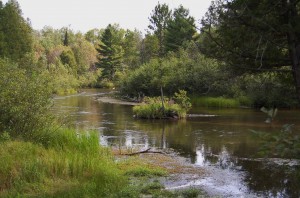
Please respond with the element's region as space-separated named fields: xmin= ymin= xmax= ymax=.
xmin=133 ymin=90 xmax=191 ymax=119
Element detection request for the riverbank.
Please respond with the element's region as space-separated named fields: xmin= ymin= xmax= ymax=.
xmin=0 ymin=128 xmax=208 ymax=197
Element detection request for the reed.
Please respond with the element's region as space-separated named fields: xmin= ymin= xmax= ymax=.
xmin=191 ymin=96 xmax=240 ymax=108
xmin=0 ymin=128 xmax=126 ymax=197
xmin=133 ymin=103 xmax=186 ymax=119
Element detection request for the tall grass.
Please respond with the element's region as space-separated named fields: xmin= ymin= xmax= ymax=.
xmin=0 ymin=129 xmax=126 ymax=197
xmin=133 ymin=103 xmax=186 ymax=119
xmin=191 ymin=96 xmax=241 ymax=108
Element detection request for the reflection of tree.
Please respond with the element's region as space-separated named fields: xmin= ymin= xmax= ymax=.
xmin=160 ymin=122 xmax=166 ymax=149
xmin=240 ymin=160 xmax=300 ymax=197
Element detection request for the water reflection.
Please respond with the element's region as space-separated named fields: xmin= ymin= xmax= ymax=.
xmin=53 ymin=89 xmax=300 ymax=197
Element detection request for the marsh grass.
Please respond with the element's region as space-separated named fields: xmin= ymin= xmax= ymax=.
xmin=191 ymin=96 xmax=240 ymax=108
xmin=133 ymin=102 xmax=187 ymax=119
xmin=0 ymin=128 xmax=126 ymax=197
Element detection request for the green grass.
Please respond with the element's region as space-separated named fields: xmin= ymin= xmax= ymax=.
xmin=117 ymin=157 xmax=167 ymax=178
xmin=133 ymin=103 xmax=186 ymax=119
xmin=191 ymin=96 xmax=241 ymax=108
xmin=0 ymin=129 xmax=126 ymax=197
xmin=0 ymin=128 xmax=207 ymax=197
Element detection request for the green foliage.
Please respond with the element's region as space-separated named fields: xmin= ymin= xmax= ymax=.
xmin=133 ymin=103 xmax=185 ymax=119
xmin=60 ymin=49 xmax=78 ymax=74
xmin=178 ymin=188 xmax=204 ymax=198
xmin=256 ymin=124 xmax=300 ymax=159
xmin=0 ymin=0 xmax=33 ymax=61
xmin=0 ymin=59 xmax=54 ymax=137
xmin=191 ymin=96 xmax=240 ymax=108
xmin=165 ymin=5 xmax=196 ymax=53
xmin=0 ymin=132 xmax=11 ymax=143
xmin=120 ymin=45 xmax=225 ymax=97
xmin=174 ymin=90 xmax=192 ymax=111
xmin=133 ymin=94 xmax=189 ymax=119
xmin=125 ymin=166 xmax=166 ymax=178
xmin=140 ymin=33 xmax=159 ymax=63
xmin=148 ymin=2 xmax=172 ymax=57
xmin=140 ymin=181 xmax=164 ymax=194
xmin=97 ymin=24 xmax=124 ymax=81
xmin=201 ymin=0 xmax=300 ymax=103
xmin=122 ymin=29 xmax=142 ymax=69
xmin=240 ymin=73 xmax=296 ymax=107
xmin=0 ymin=129 xmax=127 ymax=197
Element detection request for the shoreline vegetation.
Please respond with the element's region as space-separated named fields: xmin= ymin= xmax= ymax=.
xmin=0 ymin=129 xmax=206 ymax=197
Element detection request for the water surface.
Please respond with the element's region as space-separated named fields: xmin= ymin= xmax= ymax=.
xmin=53 ymin=89 xmax=300 ymax=197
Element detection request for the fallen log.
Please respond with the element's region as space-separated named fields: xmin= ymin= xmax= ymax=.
xmin=124 ymin=148 xmax=166 ymax=156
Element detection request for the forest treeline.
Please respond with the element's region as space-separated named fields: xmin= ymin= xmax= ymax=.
xmin=1 ymin=0 xmax=300 ymax=196
xmin=0 ymin=0 xmax=298 ymax=108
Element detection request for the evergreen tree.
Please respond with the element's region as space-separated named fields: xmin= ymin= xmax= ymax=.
xmin=165 ymin=5 xmax=196 ymax=53
xmin=148 ymin=2 xmax=172 ymax=57
xmin=0 ymin=0 xmax=33 ymax=61
xmin=201 ymin=0 xmax=300 ymax=103
xmin=63 ymin=30 xmax=69 ymax=46
xmin=96 ymin=24 xmax=123 ymax=80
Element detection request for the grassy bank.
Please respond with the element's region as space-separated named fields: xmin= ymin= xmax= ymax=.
xmin=191 ymin=96 xmax=248 ymax=108
xmin=0 ymin=129 xmax=206 ymax=197
xmin=0 ymin=129 xmax=126 ymax=197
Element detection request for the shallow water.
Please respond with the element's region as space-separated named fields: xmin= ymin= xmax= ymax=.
xmin=53 ymin=89 xmax=300 ymax=197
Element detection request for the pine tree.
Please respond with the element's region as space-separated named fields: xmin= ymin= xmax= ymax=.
xmin=148 ymin=2 xmax=172 ymax=57
xmin=96 ymin=24 xmax=123 ymax=80
xmin=63 ymin=30 xmax=69 ymax=46
xmin=0 ymin=0 xmax=33 ymax=61
xmin=165 ymin=5 xmax=196 ymax=53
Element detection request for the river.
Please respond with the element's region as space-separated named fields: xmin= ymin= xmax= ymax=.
xmin=53 ymin=89 xmax=300 ymax=198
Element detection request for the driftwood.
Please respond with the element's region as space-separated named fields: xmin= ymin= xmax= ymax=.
xmin=124 ymin=148 xmax=166 ymax=156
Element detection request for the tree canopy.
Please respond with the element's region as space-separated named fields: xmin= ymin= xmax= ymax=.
xmin=201 ymin=0 xmax=300 ymax=102
xmin=165 ymin=5 xmax=196 ymax=53
xmin=0 ymin=0 xmax=33 ymax=61
xmin=96 ymin=24 xmax=124 ymax=80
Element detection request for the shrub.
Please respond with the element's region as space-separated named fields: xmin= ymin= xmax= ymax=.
xmin=0 ymin=59 xmax=54 ymax=137
xmin=133 ymin=93 xmax=189 ymax=119
xmin=174 ymin=90 xmax=192 ymax=111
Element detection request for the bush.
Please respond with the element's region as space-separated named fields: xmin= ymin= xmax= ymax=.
xmin=133 ymin=93 xmax=189 ymax=119
xmin=119 ymin=47 xmax=225 ymax=98
xmin=0 ymin=59 xmax=54 ymax=137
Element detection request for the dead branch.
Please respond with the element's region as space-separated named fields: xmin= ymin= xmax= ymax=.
xmin=123 ymin=148 xmax=166 ymax=156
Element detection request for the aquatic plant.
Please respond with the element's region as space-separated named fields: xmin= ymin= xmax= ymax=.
xmin=191 ymin=96 xmax=240 ymax=108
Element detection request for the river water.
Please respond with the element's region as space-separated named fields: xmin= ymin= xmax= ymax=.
xmin=53 ymin=89 xmax=300 ymax=198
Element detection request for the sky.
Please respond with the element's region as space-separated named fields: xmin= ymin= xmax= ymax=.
xmin=3 ymin=0 xmax=213 ymax=33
